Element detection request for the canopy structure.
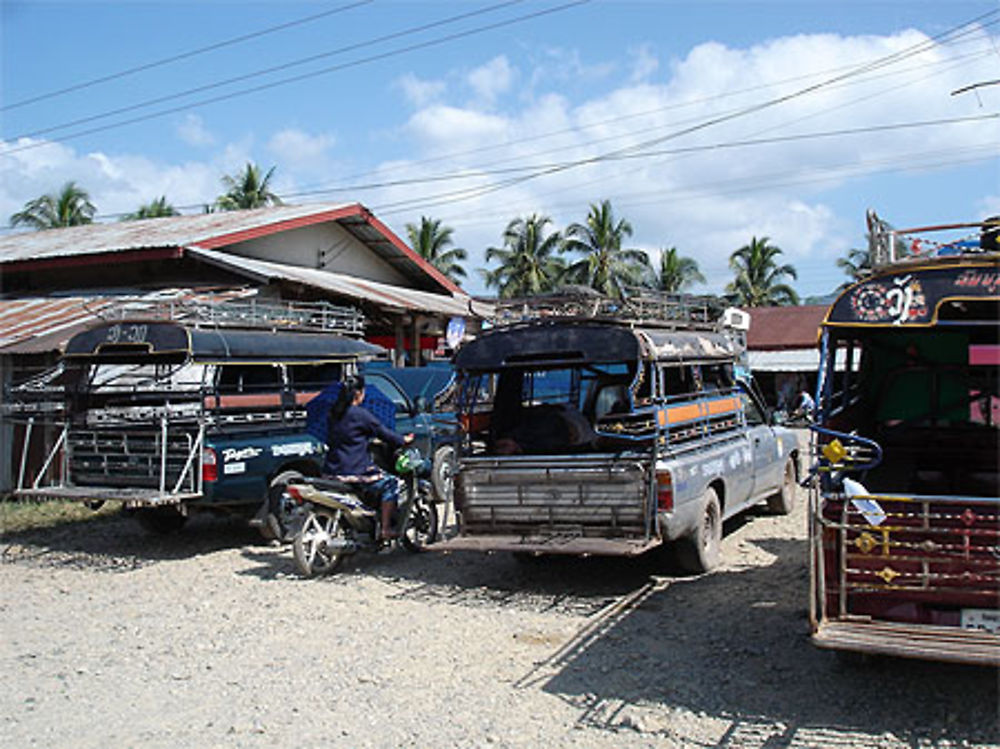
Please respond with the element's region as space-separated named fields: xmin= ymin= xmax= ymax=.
xmin=64 ymin=321 xmax=384 ymax=362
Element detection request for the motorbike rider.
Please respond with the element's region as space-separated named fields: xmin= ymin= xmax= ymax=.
xmin=324 ymin=374 xmax=413 ymax=540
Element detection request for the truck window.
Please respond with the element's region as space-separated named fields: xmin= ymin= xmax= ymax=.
xmin=287 ymin=362 xmax=342 ymax=390
xmin=217 ymin=364 xmax=282 ymax=393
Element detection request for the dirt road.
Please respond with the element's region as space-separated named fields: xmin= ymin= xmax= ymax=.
xmin=1 ymin=477 xmax=997 ymax=748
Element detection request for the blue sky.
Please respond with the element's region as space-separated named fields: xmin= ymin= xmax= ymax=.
xmin=2 ymin=0 xmax=998 ymax=299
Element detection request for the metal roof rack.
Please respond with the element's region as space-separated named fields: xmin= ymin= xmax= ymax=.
xmin=490 ymin=286 xmax=726 ymax=330
xmin=96 ymin=294 xmax=366 ymax=336
xmin=866 ymin=210 xmax=1000 ymax=269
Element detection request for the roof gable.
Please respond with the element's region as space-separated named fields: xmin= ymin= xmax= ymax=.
xmin=0 ymin=202 xmax=460 ymax=295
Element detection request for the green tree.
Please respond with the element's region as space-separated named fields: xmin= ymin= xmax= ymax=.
xmin=10 ymin=181 xmax=96 ymax=230
xmin=562 ymin=199 xmax=648 ymax=298
xmin=405 ymin=216 xmax=468 ymax=284
xmin=215 ymin=163 xmax=283 ymax=211
xmin=725 ymin=236 xmax=799 ymax=306
xmin=122 ymin=196 xmax=179 ymax=221
xmin=649 ymin=246 xmax=705 ymax=293
xmin=836 ymin=246 xmax=873 ymax=285
xmin=482 ymin=214 xmax=566 ymax=298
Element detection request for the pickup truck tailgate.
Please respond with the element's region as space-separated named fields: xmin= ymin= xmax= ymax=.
xmin=452 ymin=455 xmax=651 ymax=546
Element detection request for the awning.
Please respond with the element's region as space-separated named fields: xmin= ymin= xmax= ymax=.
xmin=748 ymin=348 xmax=847 ymax=372
xmin=185 ymin=246 xmax=493 ymax=319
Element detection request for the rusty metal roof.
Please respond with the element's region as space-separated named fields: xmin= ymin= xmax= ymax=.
xmin=0 ymin=289 xmax=255 ymax=355
xmin=0 ymin=202 xmax=460 ymax=295
xmin=188 ymin=246 xmax=493 ymax=319
xmin=745 ymin=305 xmax=828 ymax=350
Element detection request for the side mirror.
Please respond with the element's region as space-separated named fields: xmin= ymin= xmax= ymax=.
xmin=414 ymin=395 xmax=429 ymax=413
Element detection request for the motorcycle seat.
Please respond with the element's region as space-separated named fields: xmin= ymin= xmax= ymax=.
xmin=309 ymin=477 xmax=358 ymax=494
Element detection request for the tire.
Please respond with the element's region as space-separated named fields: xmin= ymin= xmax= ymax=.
xmin=675 ymin=486 xmax=722 ymax=574
xmin=292 ymin=509 xmax=346 ymax=578
xmin=264 ymin=469 xmax=305 ymax=542
xmin=400 ymin=485 xmax=439 ymax=553
xmin=134 ymin=506 xmax=187 ymax=535
xmin=431 ymin=445 xmax=456 ymax=505
xmin=767 ymin=457 xmax=797 ymax=515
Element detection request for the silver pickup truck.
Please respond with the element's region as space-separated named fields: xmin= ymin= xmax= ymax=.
xmin=434 ymin=317 xmax=799 ymax=573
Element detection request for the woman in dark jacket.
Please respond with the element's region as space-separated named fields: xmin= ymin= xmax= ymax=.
xmin=324 ymin=375 xmax=412 ymax=539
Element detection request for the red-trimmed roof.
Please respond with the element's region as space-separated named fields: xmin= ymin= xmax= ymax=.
xmin=745 ymin=305 xmax=828 ymax=350
xmin=0 ymin=202 xmax=461 ymax=296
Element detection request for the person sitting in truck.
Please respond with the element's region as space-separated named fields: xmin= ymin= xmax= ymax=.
xmin=324 ymin=375 xmax=413 ymax=540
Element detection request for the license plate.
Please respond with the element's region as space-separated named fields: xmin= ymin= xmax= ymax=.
xmin=960 ymin=608 xmax=1000 ymax=634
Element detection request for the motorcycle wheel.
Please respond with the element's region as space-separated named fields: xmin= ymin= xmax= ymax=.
xmin=292 ymin=509 xmax=346 ymax=577
xmin=400 ymin=485 xmax=439 ymax=553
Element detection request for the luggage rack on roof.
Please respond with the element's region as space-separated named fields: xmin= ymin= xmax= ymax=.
xmin=97 ymin=295 xmax=366 ymax=336
xmin=491 ymin=286 xmax=726 ymax=330
xmin=866 ymin=210 xmax=1000 ymax=270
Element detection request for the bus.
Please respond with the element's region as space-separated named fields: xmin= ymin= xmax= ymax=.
xmin=808 ymin=212 xmax=999 ymax=665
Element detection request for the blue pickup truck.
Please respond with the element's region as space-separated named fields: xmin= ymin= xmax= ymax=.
xmin=11 ymin=314 xmax=385 ymax=534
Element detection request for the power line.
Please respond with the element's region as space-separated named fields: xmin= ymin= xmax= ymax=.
xmin=6 ymin=0 xmax=526 ymax=142
xmin=276 ymin=113 xmax=998 ymax=198
xmin=2 ymin=0 xmax=587 ymax=153
xmin=366 ymin=11 xmax=1000 ymax=215
xmin=284 ymin=38 xmax=994 ymax=197
xmin=1 ymin=0 xmax=374 ymax=112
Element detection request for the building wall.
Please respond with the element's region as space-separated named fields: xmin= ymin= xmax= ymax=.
xmin=226 ymin=222 xmax=411 ymax=286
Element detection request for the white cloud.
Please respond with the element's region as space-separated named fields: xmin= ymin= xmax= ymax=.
xmin=466 ymin=56 xmax=514 ymax=106
xmin=268 ymin=128 xmax=336 ymax=174
xmin=371 ymin=25 xmax=1000 ymax=297
xmin=396 ymin=73 xmax=446 ymax=107
xmin=628 ymin=43 xmax=659 ymax=83
xmin=176 ymin=114 xmax=215 ymax=147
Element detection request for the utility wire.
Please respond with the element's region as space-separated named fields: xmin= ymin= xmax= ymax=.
xmin=2 ymin=0 xmax=588 ymax=154
xmin=366 ymin=11 xmax=1000 ymax=214
xmin=277 ymin=113 xmax=998 ymax=197
xmin=285 ymin=39 xmax=994 ymax=196
xmin=1 ymin=0 xmax=374 ymax=112
xmin=6 ymin=0 xmax=525 ymax=142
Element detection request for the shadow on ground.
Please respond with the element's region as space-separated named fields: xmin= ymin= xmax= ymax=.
xmin=524 ymin=537 xmax=999 ymax=747
xmin=0 ymin=510 xmax=266 ymax=571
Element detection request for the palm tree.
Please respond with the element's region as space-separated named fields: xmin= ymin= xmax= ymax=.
xmin=122 ymin=196 xmax=179 ymax=221
xmin=405 ymin=216 xmax=468 ymax=284
xmin=482 ymin=214 xmax=566 ymax=298
xmin=562 ymin=199 xmax=648 ymax=298
xmin=650 ymin=246 xmax=705 ymax=293
xmin=726 ymin=236 xmax=799 ymax=306
xmin=836 ymin=246 xmax=873 ymax=284
xmin=10 ymin=181 xmax=96 ymax=230
xmin=215 ymin=163 xmax=283 ymax=211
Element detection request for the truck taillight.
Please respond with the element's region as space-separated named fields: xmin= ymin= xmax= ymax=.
xmin=202 ymin=448 xmax=218 ymax=483
xmin=656 ymin=471 xmax=673 ymax=511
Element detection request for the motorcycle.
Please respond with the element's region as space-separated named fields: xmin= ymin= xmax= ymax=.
xmin=284 ymin=447 xmax=439 ymax=577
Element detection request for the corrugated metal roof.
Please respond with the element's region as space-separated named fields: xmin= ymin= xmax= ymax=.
xmin=0 ymin=202 xmax=461 ymax=295
xmin=187 ymin=246 xmax=493 ymax=319
xmin=0 ymin=297 xmax=114 ymax=354
xmin=0 ymin=289 xmax=255 ymax=355
xmin=745 ymin=305 xmax=828 ymax=350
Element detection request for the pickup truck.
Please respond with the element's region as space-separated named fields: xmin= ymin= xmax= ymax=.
xmin=435 ymin=317 xmax=799 ymax=572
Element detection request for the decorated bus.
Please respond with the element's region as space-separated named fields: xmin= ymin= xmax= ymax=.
xmin=808 ymin=212 xmax=999 ymax=665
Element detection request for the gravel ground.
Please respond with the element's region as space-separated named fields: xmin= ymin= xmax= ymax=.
xmin=2 ymin=450 xmax=998 ymax=748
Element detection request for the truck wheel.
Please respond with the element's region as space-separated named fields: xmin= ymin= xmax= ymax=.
xmin=134 ymin=506 xmax=187 ymax=535
xmin=431 ymin=445 xmax=455 ymax=505
xmin=675 ymin=487 xmax=721 ymax=574
xmin=264 ymin=470 xmax=304 ymax=542
xmin=767 ymin=458 xmax=797 ymax=515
